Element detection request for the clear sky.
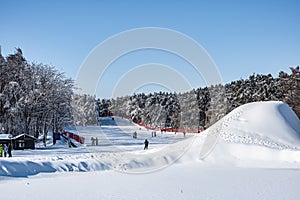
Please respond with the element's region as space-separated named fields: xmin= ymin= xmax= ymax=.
xmin=1 ymin=0 xmax=299 ymax=98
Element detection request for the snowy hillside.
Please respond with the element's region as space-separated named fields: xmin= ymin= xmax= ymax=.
xmin=1 ymin=101 xmax=300 ymax=200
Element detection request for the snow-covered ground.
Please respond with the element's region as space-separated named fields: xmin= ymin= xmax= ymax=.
xmin=1 ymin=101 xmax=300 ymax=200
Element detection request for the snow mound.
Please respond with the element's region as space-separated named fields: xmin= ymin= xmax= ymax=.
xmin=184 ymin=101 xmax=300 ymax=167
xmin=220 ymin=101 xmax=300 ymax=148
xmin=0 ymin=154 xmax=110 ymax=178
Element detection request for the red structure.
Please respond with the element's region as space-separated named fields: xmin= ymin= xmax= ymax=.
xmin=62 ymin=131 xmax=85 ymax=144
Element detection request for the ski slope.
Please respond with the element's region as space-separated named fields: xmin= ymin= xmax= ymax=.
xmin=0 ymin=101 xmax=300 ymax=199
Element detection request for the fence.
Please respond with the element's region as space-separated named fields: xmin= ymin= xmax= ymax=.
xmin=102 ymin=115 xmax=206 ymax=134
xmin=62 ymin=131 xmax=85 ymax=144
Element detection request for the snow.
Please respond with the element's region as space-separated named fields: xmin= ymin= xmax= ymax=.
xmin=2 ymin=165 xmax=300 ymax=200
xmin=0 ymin=134 xmax=12 ymax=140
xmin=0 ymin=101 xmax=300 ymax=199
xmin=219 ymin=101 xmax=300 ymax=148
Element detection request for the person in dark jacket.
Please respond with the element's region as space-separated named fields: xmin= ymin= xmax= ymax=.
xmin=144 ymin=139 xmax=149 ymax=150
xmin=8 ymin=143 xmax=12 ymax=157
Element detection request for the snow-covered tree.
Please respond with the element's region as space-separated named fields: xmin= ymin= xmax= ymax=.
xmin=0 ymin=48 xmax=74 ymax=142
xmin=72 ymin=94 xmax=98 ymax=126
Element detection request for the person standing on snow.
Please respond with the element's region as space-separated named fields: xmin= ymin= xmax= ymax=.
xmin=3 ymin=144 xmax=8 ymax=157
xmin=8 ymin=143 xmax=12 ymax=157
xmin=0 ymin=144 xmax=3 ymax=157
xmin=91 ymin=137 xmax=95 ymax=146
xmin=133 ymin=131 xmax=137 ymax=139
xmin=144 ymin=139 xmax=149 ymax=150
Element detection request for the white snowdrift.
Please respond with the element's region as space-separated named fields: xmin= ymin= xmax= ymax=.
xmin=184 ymin=101 xmax=300 ymax=167
xmin=220 ymin=101 xmax=300 ymax=148
xmin=0 ymin=101 xmax=300 ymax=178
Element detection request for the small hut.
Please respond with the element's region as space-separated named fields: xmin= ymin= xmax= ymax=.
xmin=13 ymin=134 xmax=37 ymax=150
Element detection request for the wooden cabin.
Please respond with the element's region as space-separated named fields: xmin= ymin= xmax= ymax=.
xmin=13 ymin=134 xmax=37 ymax=150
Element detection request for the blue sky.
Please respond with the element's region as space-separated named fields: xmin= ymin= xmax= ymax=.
xmin=1 ymin=0 xmax=299 ymax=98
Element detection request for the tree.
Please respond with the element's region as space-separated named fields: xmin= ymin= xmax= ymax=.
xmin=0 ymin=48 xmax=74 ymax=144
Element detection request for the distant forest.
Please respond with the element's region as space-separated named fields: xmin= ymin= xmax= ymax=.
xmin=96 ymin=67 xmax=300 ymax=131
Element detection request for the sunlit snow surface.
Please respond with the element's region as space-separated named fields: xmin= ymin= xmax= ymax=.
xmin=1 ymin=101 xmax=300 ymax=200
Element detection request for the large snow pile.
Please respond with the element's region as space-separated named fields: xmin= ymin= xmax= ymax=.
xmin=220 ymin=101 xmax=300 ymax=148
xmin=183 ymin=101 xmax=300 ymax=167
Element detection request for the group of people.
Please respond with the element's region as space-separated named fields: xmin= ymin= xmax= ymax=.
xmin=151 ymin=131 xmax=157 ymax=137
xmin=0 ymin=143 xmax=12 ymax=157
xmin=91 ymin=137 xmax=99 ymax=146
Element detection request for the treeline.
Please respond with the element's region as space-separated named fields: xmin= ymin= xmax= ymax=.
xmin=0 ymin=48 xmax=74 ymax=141
xmin=96 ymin=67 xmax=300 ymax=130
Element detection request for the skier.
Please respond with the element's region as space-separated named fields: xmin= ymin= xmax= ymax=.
xmin=95 ymin=137 xmax=98 ymax=146
xmin=144 ymin=139 xmax=149 ymax=150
